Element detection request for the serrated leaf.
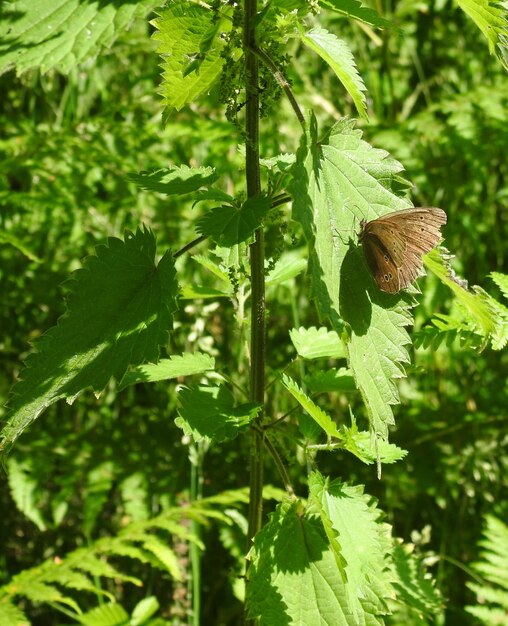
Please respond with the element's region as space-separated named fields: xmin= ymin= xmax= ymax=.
xmin=119 ymin=353 xmax=215 ymax=389
xmin=456 ymin=0 xmax=508 ymax=68
xmin=0 ymin=0 xmax=157 ymax=76
xmin=282 ymin=374 xmax=341 ymax=438
xmin=300 ymin=28 xmax=368 ymax=120
xmin=128 ymin=166 xmax=218 ymax=196
xmin=425 ymin=248 xmax=506 ymax=348
xmin=290 ymin=326 xmax=346 ymax=359
xmin=246 ymin=480 xmax=393 ymax=625
xmin=196 ymin=196 xmax=271 ymax=246
xmin=176 ymin=385 xmax=260 ymax=443
xmin=1 ymin=227 xmax=178 ymax=455
xmin=193 ymin=189 xmax=236 ymax=206
xmin=341 ymin=417 xmax=407 ymax=464
xmin=290 ymin=116 xmax=415 ymax=440
xmin=309 ymin=473 xmax=395 ymax=621
xmin=259 ymin=152 xmax=296 ymax=171
xmin=152 ymin=1 xmax=231 ymax=111
xmin=319 ymin=0 xmax=393 ymax=29
xmin=466 ymin=515 xmax=508 ymax=621
xmin=192 ymin=254 xmax=233 ymax=286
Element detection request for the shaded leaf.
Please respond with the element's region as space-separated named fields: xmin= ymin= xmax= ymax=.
xmin=1 ymin=227 xmax=178 ymax=455
xmin=196 ymin=196 xmax=271 ymax=246
xmin=176 ymin=385 xmax=260 ymax=443
xmin=128 ymin=166 xmax=218 ymax=196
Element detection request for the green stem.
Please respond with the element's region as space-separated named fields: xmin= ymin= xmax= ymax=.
xmin=243 ymin=0 xmax=265 ymax=621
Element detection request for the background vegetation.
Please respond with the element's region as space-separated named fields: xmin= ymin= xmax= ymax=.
xmin=0 ymin=0 xmax=507 ymax=624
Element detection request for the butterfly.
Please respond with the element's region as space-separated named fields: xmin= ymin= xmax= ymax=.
xmin=358 ymin=207 xmax=447 ymax=294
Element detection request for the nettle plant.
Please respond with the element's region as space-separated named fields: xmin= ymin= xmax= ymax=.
xmin=2 ymin=0 xmax=508 ymax=624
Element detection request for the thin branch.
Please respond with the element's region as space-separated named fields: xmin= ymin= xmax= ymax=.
xmin=174 ymin=235 xmax=207 ymax=259
xmin=251 ymin=44 xmax=306 ymax=129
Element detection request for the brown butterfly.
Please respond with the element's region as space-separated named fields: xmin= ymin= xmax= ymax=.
xmin=358 ymin=207 xmax=447 ymax=294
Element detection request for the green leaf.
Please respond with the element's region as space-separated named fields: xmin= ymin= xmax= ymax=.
xmin=424 ymin=249 xmax=507 ymax=349
xmin=456 ymin=0 xmax=508 ymax=68
xmin=77 ymin=602 xmax=129 ymax=626
xmin=152 ymin=1 xmax=231 ymax=111
xmin=391 ymin=540 xmax=443 ymax=621
xmin=0 ymin=600 xmax=28 ymax=626
xmin=290 ymin=116 xmax=415 ymax=440
xmin=119 ymin=353 xmax=215 ymax=389
xmin=0 ymin=0 xmax=157 ymax=76
xmin=340 ymin=416 xmax=407 ymax=464
xmin=491 ymin=271 xmax=508 ymax=299
xmin=7 ymin=457 xmax=48 ymax=531
xmin=0 ymin=231 xmax=41 ymax=262
xmin=83 ymin=462 xmax=115 ymax=537
xmin=176 ymin=385 xmax=260 ymax=443
xmin=266 ymin=251 xmax=307 ymax=287
xmin=142 ymin=537 xmax=182 ymax=579
xmin=319 ymin=0 xmax=393 ymax=29
xmin=305 ymin=368 xmax=356 ymax=393
xmin=299 ymin=28 xmax=368 ymax=120
xmin=259 ymin=153 xmax=296 ymax=171
xmin=131 ymin=596 xmax=160 ymax=626
xmin=128 ymin=166 xmax=219 ymax=196
xmin=246 ymin=477 xmax=393 ymax=625
xmin=466 ymin=515 xmax=508 ymax=623
xmin=290 ymin=326 xmax=346 ymax=359
xmin=308 ymin=473 xmax=394 ymax=622
xmin=196 ymin=196 xmax=271 ymax=246
xmin=1 ymin=227 xmax=178 ymax=455
xmin=281 ymin=374 xmax=341 ymax=438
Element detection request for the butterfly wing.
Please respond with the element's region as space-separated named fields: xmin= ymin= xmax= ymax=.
xmin=361 ymin=232 xmax=401 ymax=293
xmin=360 ymin=222 xmax=407 ymax=293
xmin=360 ymin=208 xmax=446 ymax=293
xmin=379 ymin=208 xmax=446 ymax=256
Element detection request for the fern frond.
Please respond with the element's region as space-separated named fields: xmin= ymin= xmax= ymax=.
xmin=466 ymin=515 xmax=508 ymax=624
xmin=0 ymin=488 xmax=275 ymax=619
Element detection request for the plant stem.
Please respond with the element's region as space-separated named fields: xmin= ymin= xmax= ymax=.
xmin=243 ymin=0 xmax=265 ymax=617
xmin=251 ymin=44 xmax=306 ymax=130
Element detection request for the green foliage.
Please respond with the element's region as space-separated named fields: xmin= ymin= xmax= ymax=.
xmin=290 ymin=116 xmax=419 ymax=440
xmin=1 ymin=228 xmax=178 ymax=454
xmin=299 ymin=27 xmax=368 ymax=119
xmin=456 ymin=0 xmax=508 ymax=67
xmin=414 ymin=260 xmax=508 ymax=350
xmin=0 ymin=488 xmax=260 ymax=624
xmin=246 ymin=473 xmax=394 ymax=625
xmin=466 ymin=516 xmax=508 ymax=625
xmin=1 ymin=0 xmax=507 ymax=623
xmin=175 ymin=385 xmax=260 ymax=443
xmin=0 ymin=0 xmax=158 ymax=75
xmin=152 ymin=1 xmax=232 ymax=111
